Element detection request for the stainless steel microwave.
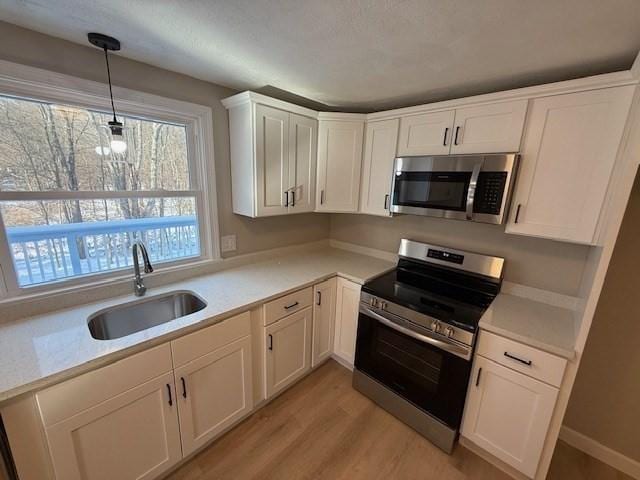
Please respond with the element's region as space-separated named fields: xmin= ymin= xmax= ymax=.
xmin=389 ymin=154 xmax=519 ymax=225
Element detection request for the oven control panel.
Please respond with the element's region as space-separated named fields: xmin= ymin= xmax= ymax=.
xmin=360 ymin=292 xmax=475 ymax=350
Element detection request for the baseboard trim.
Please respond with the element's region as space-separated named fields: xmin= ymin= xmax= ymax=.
xmin=559 ymin=426 xmax=640 ymax=479
xmin=329 ymin=240 xmax=397 ymax=263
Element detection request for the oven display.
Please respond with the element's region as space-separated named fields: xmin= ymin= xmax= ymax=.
xmin=427 ymin=249 xmax=464 ymax=264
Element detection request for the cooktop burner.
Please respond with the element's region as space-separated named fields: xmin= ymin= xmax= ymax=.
xmin=362 ymin=240 xmax=504 ymax=333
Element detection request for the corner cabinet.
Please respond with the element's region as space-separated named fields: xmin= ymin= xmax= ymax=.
xmin=223 ymin=92 xmax=318 ymax=217
xmin=359 ymin=118 xmax=399 ymax=216
xmin=316 ymin=114 xmax=366 ymax=212
xmin=312 ymin=277 xmax=337 ymax=366
xmin=333 ymin=277 xmax=361 ymax=366
xmin=397 ymin=99 xmax=527 ymax=156
xmin=506 ymin=86 xmax=635 ymax=244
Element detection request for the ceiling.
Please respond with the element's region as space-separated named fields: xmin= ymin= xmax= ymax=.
xmin=1 ymin=0 xmax=640 ymax=111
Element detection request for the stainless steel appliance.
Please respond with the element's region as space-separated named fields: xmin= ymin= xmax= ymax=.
xmin=390 ymin=154 xmax=519 ymax=224
xmin=353 ymin=239 xmax=504 ymax=453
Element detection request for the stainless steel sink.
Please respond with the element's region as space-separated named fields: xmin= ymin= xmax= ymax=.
xmin=88 ymin=291 xmax=207 ymax=340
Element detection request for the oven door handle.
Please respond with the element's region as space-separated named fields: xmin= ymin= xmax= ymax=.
xmin=360 ymin=305 xmax=472 ymax=360
xmin=465 ymin=161 xmax=483 ymax=220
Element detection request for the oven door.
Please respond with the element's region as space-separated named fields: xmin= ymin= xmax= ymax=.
xmin=354 ymin=305 xmax=472 ymax=429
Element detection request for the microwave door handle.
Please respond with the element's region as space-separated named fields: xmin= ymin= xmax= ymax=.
xmin=466 ymin=162 xmax=483 ymax=220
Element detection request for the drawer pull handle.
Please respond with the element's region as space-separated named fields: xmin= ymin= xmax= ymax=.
xmin=268 ymin=334 xmax=273 ymax=351
xmin=284 ymin=301 xmax=299 ymax=310
xmin=475 ymin=367 xmax=482 ymax=387
xmin=166 ymin=383 xmax=173 ymax=406
xmin=181 ymin=377 xmax=187 ymax=399
xmin=504 ymin=351 xmax=532 ymax=366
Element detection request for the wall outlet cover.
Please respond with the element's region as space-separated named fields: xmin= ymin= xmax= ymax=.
xmin=221 ymin=234 xmax=237 ymax=252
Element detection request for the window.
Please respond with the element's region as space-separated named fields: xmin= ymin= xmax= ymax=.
xmin=0 ymin=71 xmax=217 ymax=295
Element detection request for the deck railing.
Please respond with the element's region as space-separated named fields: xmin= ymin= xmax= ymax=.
xmin=7 ymin=215 xmax=199 ymax=287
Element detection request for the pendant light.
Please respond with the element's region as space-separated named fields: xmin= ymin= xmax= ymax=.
xmin=88 ymin=32 xmax=127 ymax=154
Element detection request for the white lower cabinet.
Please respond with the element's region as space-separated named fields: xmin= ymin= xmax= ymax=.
xmin=265 ymin=307 xmax=313 ymax=398
xmin=462 ymin=355 xmax=559 ymax=478
xmin=174 ymin=336 xmax=253 ymax=456
xmin=333 ymin=278 xmax=361 ymax=366
xmin=44 ymin=372 xmax=182 ymax=480
xmin=312 ymin=277 xmax=337 ymax=367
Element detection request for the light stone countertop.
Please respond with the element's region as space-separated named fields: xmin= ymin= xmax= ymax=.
xmin=0 ymin=247 xmax=394 ymax=403
xmin=479 ymin=293 xmax=577 ymax=359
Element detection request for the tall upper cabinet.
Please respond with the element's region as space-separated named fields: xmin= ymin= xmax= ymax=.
xmin=315 ymin=113 xmax=366 ymax=213
xmin=505 ymin=86 xmax=635 ymax=244
xmin=359 ymin=118 xmax=399 ymax=216
xmin=222 ymin=92 xmax=318 ymax=217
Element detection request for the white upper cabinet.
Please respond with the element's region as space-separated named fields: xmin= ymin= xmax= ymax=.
xmin=360 ymin=118 xmax=399 ymax=216
xmin=396 ymin=100 xmax=527 ymax=156
xmin=506 ymin=86 xmax=635 ymax=244
xmin=255 ymin=104 xmax=290 ymax=216
xmin=288 ymin=113 xmax=317 ymax=213
xmin=450 ymin=100 xmax=528 ymax=154
xmin=316 ymin=115 xmax=365 ymax=212
xmin=397 ymin=110 xmax=455 ymax=156
xmin=223 ymin=92 xmax=318 ymax=217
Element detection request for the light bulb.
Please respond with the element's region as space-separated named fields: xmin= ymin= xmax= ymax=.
xmin=110 ymin=139 xmax=127 ymax=154
xmin=95 ymin=146 xmax=110 ymax=156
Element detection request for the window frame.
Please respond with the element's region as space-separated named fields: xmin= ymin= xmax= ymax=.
xmin=0 ymin=59 xmax=220 ymax=299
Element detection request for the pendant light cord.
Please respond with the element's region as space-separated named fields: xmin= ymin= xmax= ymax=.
xmin=103 ymin=47 xmax=118 ymax=123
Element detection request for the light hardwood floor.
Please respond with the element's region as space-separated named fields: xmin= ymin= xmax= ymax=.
xmin=165 ymin=360 xmax=632 ymax=480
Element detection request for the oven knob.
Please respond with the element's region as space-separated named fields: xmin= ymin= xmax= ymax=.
xmin=379 ymin=301 xmax=387 ymax=311
xmin=445 ymin=326 xmax=455 ymax=338
xmin=431 ymin=320 xmax=440 ymax=333
xmin=370 ymin=297 xmax=377 ymax=308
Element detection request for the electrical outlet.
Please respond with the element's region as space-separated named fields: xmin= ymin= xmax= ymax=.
xmin=221 ymin=234 xmax=237 ymax=253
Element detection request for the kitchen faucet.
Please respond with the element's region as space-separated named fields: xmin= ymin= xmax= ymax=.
xmin=132 ymin=240 xmax=154 ymax=296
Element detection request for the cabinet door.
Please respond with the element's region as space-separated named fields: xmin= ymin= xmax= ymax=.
xmin=45 ymin=373 xmax=181 ymax=480
xmin=312 ymin=278 xmax=337 ymax=367
xmin=316 ymin=120 xmax=364 ymax=212
xmin=255 ymin=104 xmax=290 ymax=216
xmin=174 ymin=336 xmax=253 ymax=457
xmin=397 ymin=110 xmax=455 ymax=156
xmin=450 ymin=100 xmax=528 ymax=154
xmin=265 ymin=307 xmax=312 ymax=398
xmin=506 ymin=87 xmax=634 ymax=244
xmin=333 ymin=278 xmax=361 ymax=366
xmin=461 ymin=356 xmax=558 ymax=478
xmin=360 ymin=119 xmax=399 ymax=216
xmin=288 ymin=113 xmax=317 ymax=213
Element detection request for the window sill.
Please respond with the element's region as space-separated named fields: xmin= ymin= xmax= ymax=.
xmin=0 ymin=256 xmax=222 ymax=309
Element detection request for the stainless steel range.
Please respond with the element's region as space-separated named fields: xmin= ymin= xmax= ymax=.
xmin=353 ymin=239 xmax=504 ymax=453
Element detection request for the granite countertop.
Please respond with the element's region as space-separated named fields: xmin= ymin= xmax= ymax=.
xmin=479 ymin=292 xmax=577 ymax=359
xmin=0 ymin=247 xmax=394 ymax=403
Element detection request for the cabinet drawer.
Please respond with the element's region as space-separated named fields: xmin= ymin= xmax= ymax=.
xmin=171 ymin=311 xmax=251 ymax=367
xmin=476 ymin=331 xmax=567 ymax=387
xmin=37 ymin=343 xmax=173 ymax=427
xmin=264 ymin=287 xmax=312 ymax=326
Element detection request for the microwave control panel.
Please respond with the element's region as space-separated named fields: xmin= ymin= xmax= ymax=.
xmin=474 ymin=172 xmax=507 ymax=214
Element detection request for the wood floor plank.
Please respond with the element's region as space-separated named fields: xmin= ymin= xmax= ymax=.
xmin=164 ymin=360 xmax=630 ymax=480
